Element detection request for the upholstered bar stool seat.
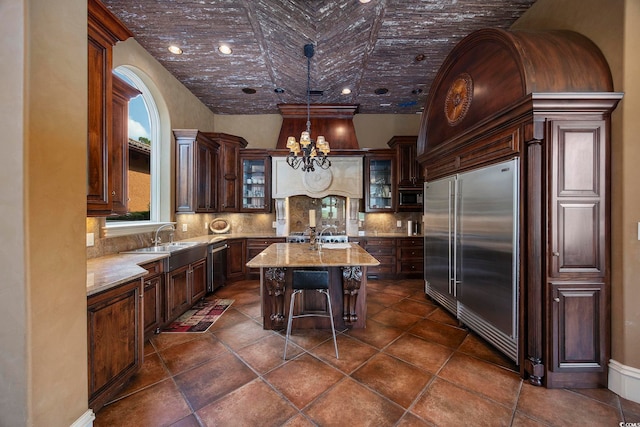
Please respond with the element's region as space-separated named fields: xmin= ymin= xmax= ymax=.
xmin=284 ymin=270 xmax=339 ymax=359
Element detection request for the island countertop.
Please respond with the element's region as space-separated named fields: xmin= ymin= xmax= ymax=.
xmin=246 ymin=242 xmax=380 ymax=268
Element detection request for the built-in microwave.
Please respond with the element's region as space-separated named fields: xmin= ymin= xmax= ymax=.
xmin=399 ymin=190 xmax=423 ymax=206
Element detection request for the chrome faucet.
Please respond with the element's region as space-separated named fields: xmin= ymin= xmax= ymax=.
xmin=153 ymin=223 xmax=176 ymax=246
xmin=317 ymin=225 xmax=337 ymax=250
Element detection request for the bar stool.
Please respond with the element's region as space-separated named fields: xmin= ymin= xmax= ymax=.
xmin=284 ymin=270 xmax=339 ymax=360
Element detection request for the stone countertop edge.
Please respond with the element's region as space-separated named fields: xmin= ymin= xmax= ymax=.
xmin=87 ymin=253 xmax=169 ymax=297
xmin=87 ymin=232 xmax=422 ymax=295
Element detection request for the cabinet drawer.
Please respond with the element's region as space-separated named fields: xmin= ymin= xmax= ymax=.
xmin=367 ymin=256 xmax=396 ymax=274
xmin=397 ymin=237 xmax=424 ymax=247
xmin=247 ymin=237 xmax=285 ymax=248
xmin=399 ymin=261 xmax=423 ymax=273
xmin=365 ymin=245 xmax=395 ymax=256
xmin=140 ymin=260 xmax=163 ymax=275
xmin=365 ymin=238 xmax=395 ymax=247
xmin=399 ymin=247 xmax=424 ymax=260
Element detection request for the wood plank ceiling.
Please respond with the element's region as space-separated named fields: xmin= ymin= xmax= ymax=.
xmin=102 ymin=0 xmax=536 ymax=115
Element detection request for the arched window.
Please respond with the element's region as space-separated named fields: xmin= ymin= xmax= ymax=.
xmin=105 ymin=66 xmax=167 ymax=236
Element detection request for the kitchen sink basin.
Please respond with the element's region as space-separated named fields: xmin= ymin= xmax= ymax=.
xmin=121 ymin=241 xmax=201 ymax=254
xmin=121 ymin=241 xmax=207 ymax=271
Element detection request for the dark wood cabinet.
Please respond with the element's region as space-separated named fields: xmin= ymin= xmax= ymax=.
xmin=173 ymin=130 xmax=219 ymax=213
xmin=364 ymin=238 xmax=396 ymax=277
xmin=417 ymin=28 xmax=621 ymax=388
xmin=203 ymin=132 xmax=248 ymax=212
xmin=226 ymin=239 xmax=247 ymax=282
xmin=165 ymin=257 xmax=207 ymax=322
xmin=166 ymin=265 xmax=191 ymax=321
xmin=87 ymin=278 xmax=143 ymax=412
xmin=389 ymin=136 xmax=423 ymax=212
xmin=140 ymin=261 xmax=164 ymax=340
xmin=190 ymin=258 xmax=207 ymax=302
xmin=388 ymin=136 xmax=423 ymax=188
xmin=544 ymin=120 xmax=609 ymax=388
xmin=246 ymin=238 xmax=286 ymax=279
xmin=549 ymin=283 xmax=606 ymax=382
xmin=87 ymin=0 xmax=132 ymax=216
xmin=396 ymin=237 xmax=424 ymax=278
xmin=363 ymin=150 xmax=396 ymax=213
xmin=111 ymin=75 xmax=141 ymax=215
xmin=240 ymin=150 xmax=272 ymax=212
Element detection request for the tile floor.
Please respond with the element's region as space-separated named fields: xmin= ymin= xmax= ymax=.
xmin=94 ymin=279 xmax=640 ymax=426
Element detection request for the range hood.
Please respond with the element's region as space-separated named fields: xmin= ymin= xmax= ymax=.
xmin=271 ymin=156 xmax=363 ymax=199
xmin=276 ymin=104 xmax=359 ymax=150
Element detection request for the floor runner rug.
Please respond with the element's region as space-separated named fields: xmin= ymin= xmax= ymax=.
xmin=163 ymin=298 xmax=234 ymax=333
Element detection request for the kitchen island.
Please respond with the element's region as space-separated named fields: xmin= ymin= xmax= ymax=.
xmin=246 ymin=242 xmax=380 ymax=330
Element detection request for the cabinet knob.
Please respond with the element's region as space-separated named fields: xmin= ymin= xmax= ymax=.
xmin=112 ymin=191 xmax=116 ymax=196
xmin=553 ymin=252 xmax=560 ymax=257
xmin=554 ymin=297 xmax=560 ymax=302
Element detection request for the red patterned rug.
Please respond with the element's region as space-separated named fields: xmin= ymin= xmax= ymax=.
xmin=163 ymin=298 xmax=234 ymax=333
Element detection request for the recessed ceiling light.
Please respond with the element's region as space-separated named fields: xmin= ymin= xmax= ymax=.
xmin=242 ymin=88 xmax=256 ymax=94
xmin=359 ymin=0 xmax=372 ymax=3
xmin=168 ymin=45 xmax=183 ymax=55
xmin=218 ymin=44 xmax=232 ymax=55
xmin=374 ymin=88 xmax=389 ymax=95
xmin=412 ymin=88 xmax=423 ymax=95
xmin=341 ymin=88 xmax=351 ymax=95
xmin=274 ymin=87 xmax=285 ymax=94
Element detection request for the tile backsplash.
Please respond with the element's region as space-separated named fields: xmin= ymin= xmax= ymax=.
xmin=87 ymin=208 xmax=421 ymax=259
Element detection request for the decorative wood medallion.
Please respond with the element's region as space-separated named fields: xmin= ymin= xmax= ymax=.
xmin=444 ymin=73 xmax=473 ymax=126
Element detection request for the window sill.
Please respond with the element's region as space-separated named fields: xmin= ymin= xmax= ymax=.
xmin=102 ymin=221 xmax=175 ymax=238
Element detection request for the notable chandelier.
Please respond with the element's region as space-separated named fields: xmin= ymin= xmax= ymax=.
xmin=286 ymin=44 xmax=331 ymax=172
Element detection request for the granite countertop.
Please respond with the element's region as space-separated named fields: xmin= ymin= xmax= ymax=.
xmin=87 ymin=252 xmax=169 ymax=296
xmin=87 ymin=231 xmax=416 ymax=296
xmin=245 ymin=242 xmax=380 ymax=268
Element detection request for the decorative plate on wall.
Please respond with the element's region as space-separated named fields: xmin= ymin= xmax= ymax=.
xmin=209 ymin=218 xmax=230 ymax=234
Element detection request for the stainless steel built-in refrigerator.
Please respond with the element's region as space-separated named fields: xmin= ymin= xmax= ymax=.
xmin=424 ymin=158 xmax=519 ymax=361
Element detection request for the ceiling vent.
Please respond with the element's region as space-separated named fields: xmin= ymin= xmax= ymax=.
xmin=308 ymin=90 xmax=324 ymax=96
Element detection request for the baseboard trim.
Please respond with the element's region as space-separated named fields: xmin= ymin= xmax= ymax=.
xmin=609 ymin=359 xmax=640 ymax=404
xmin=70 ymin=409 xmax=95 ymax=427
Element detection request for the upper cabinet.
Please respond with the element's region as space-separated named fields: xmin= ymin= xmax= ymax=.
xmin=364 ymin=150 xmax=396 ymax=213
xmin=174 ymin=130 xmax=220 ymax=213
xmin=204 ymin=132 xmax=248 ymax=212
xmin=240 ymin=149 xmax=272 ymax=213
xmin=388 ymin=136 xmax=423 ymax=212
xmin=87 ymin=0 xmax=132 ymax=216
xmin=388 ymin=136 xmax=423 ymax=188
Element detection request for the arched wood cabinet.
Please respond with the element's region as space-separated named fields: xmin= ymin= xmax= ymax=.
xmin=417 ymin=28 xmax=622 ymax=388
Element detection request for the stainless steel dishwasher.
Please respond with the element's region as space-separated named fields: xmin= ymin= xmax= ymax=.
xmin=207 ymin=240 xmax=228 ymax=292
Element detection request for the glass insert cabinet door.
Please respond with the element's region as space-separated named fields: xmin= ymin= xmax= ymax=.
xmin=241 ymin=156 xmax=271 ymax=212
xmin=365 ymin=153 xmax=395 ymax=212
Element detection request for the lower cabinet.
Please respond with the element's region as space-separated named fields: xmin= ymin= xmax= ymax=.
xmin=246 ymin=237 xmax=285 ymax=279
xmin=396 ymin=237 xmax=424 ymax=278
xmin=166 ymin=257 xmax=207 ymax=322
xmin=226 ymin=239 xmax=246 ymax=282
xmin=87 ymin=278 xmax=143 ymax=412
xmin=190 ymin=258 xmax=207 ymax=301
xmin=141 ymin=261 xmax=164 ymax=340
xmin=546 ymin=282 xmax=607 ymax=388
xmin=364 ymin=238 xmax=396 ymax=278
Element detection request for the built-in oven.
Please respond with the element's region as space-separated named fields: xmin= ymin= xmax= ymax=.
xmin=207 ymin=240 xmax=228 ymax=292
